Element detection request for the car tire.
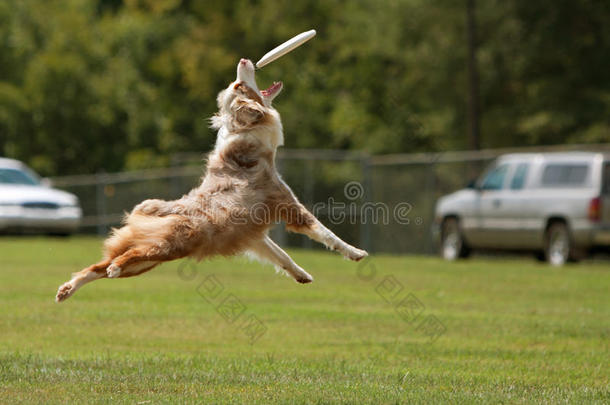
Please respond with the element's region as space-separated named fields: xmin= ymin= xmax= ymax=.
xmin=440 ymin=217 xmax=470 ymax=261
xmin=534 ymin=251 xmax=546 ymax=262
xmin=544 ymin=222 xmax=578 ymax=266
xmin=47 ymin=232 xmax=71 ymax=238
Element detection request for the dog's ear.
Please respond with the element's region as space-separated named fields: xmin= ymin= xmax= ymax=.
xmin=231 ymin=98 xmax=265 ymax=128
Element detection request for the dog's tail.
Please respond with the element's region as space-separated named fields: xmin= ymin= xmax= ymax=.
xmin=103 ymin=223 xmax=134 ymax=259
xmin=103 ymin=213 xmax=180 ymax=259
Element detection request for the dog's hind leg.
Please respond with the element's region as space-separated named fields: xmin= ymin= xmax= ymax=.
xmin=55 ymin=259 xmax=111 ymax=302
xmin=248 ymin=236 xmax=313 ymax=284
xmin=105 ymin=246 xmax=182 ymax=279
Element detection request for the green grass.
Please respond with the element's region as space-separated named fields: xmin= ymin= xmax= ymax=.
xmin=0 ymin=237 xmax=608 ymax=404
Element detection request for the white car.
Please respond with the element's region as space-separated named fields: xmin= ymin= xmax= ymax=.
xmin=0 ymin=158 xmax=82 ymax=235
xmin=435 ymin=152 xmax=610 ymax=265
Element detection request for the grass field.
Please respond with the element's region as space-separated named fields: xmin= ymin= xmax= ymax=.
xmin=0 ymin=237 xmax=608 ymax=403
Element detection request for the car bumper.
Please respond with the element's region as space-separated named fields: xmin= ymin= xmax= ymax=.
xmin=591 ymin=226 xmax=610 ymax=245
xmin=571 ymin=221 xmax=610 ymax=248
xmin=0 ymin=206 xmax=82 ymax=232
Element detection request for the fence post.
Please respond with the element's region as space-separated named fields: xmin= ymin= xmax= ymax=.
xmin=425 ymin=159 xmax=437 ymax=254
xmin=360 ymin=154 xmax=372 ymax=253
xmin=303 ymin=159 xmax=314 ymax=249
xmin=170 ymin=154 xmax=181 ymax=199
xmin=95 ymin=171 xmax=107 ymax=236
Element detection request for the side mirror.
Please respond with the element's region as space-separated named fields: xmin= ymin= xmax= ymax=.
xmin=40 ymin=178 xmax=53 ymax=188
xmin=466 ymin=179 xmax=478 ymax=190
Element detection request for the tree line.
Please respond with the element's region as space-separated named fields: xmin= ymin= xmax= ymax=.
xmin=0 ymin=0 xmax=608 ymax=176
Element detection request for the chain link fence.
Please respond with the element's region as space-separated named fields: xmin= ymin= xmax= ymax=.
xmin=51 ymin=144 xmax=610 ymax=255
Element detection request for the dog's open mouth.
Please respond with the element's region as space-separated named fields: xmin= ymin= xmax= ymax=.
xmin=261 ymin=81 xmax=282 ymax=98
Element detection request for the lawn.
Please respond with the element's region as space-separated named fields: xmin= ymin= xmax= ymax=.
xmin=0 ymin=237 xmax=608 ymax=404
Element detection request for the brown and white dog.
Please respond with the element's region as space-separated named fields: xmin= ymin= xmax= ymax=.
xmin=55 ymin=59 xmax=368 ymax=302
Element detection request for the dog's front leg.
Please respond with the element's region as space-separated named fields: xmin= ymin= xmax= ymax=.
xmin=132 ymin=199 xmax=177 ymax=216
xmin=248 ymin=236 xmax=313 ymax=283
xmin=281 ymin=200 xmax=368 ymax=261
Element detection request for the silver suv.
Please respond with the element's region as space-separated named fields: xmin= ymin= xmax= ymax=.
xmin=435 ymin=152 xmax=610 ymax=265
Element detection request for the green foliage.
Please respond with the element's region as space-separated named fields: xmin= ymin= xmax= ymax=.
xmin=0 ymin=0 xmax=609 ymax=175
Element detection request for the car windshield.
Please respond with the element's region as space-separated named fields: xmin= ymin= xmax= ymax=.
xmin=479 ymin=163 xmax=510 ymax=190
xmin=0 ymin=167 xmax=40 ymax=185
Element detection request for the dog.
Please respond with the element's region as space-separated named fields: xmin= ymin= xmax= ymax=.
xmin=55 ymin=58 xmax=368 ymax=302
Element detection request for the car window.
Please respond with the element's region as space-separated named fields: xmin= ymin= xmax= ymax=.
xmin=480 ymin=164 xmax=509 ymax=191
xmin=602 ymin=163 xmax=610 ymax=195
xmin=509 ymin=163 xmax=529 ymax=190
xmin=0 ymin=168 xmax=40 ymax=185
xmin=541 ymin=164 xmax=589 ymax=187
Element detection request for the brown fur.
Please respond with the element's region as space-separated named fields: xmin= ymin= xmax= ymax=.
xmin=55 ymin=59 xmax=368 ymax=302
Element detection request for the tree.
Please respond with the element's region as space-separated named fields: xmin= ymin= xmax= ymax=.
xmin=0 ymin=0 xmax=608 ymax=176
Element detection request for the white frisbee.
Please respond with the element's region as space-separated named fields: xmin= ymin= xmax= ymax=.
xmin=256 ymin=29 xmax=316 ymax=69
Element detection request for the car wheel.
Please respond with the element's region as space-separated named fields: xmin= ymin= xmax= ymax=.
xmin=545 ymin=222 xmax=573 ymax=266
xmin=47 ymin=232 xmax=71 ymax=238
xmin=534 ymin=251 xmax=546 ymax=262
xmin=441 ymin=218 xmax=470 ymax=261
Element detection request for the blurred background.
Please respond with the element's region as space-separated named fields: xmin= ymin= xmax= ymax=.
xmin=1 ymin=0 xmax=609 ymax=254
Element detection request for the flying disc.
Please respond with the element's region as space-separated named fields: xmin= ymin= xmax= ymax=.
xmin=256 ymin=30 xmax=316 ymax=68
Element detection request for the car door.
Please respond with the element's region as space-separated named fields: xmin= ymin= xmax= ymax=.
xmin=470 ymin=162 xmax=514 ymax=248
xmin=501 ymin=162 xmax=537 ymax=248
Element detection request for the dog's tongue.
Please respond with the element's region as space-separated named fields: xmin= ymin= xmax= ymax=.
xmin=261 ymin=81 xmax=282 ymax=97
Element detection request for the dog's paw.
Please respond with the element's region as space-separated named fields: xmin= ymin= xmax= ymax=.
xmin=56 ymin=282 xmax=74 ymax=303
xmin=295 ymin=272 xmax=314 ymax=284
xmin=345 ymin=247 xmax=368 ymax=262
xmin=106 ymin=264 xmax=121 ymax=278
xmin=133 ymin=200 xmax=154 ymax=214
xmin=296 ymin=274 xmax=313 ymax=284
xmin=133 ymin=199 xmax=167 ymax=216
